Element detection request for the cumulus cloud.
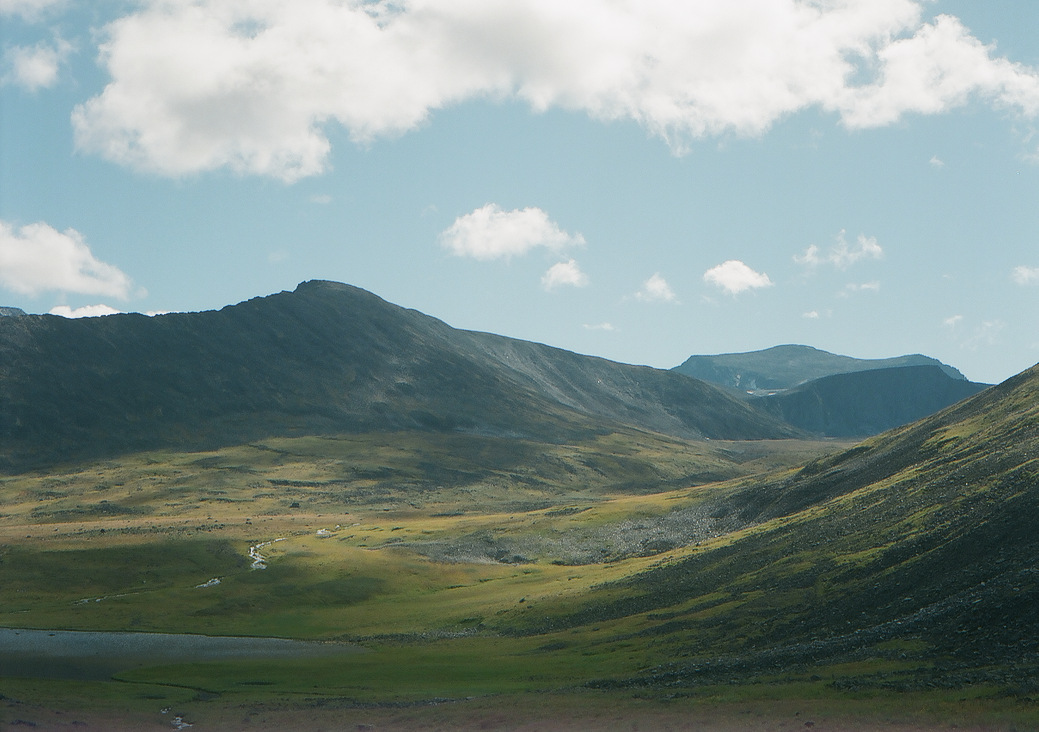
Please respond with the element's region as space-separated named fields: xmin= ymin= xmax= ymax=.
xmin=1011 ymin=265 xmax=1039 ymax=285
xmin=835 ymin=14 xmax=1039 ymax=128
xmin=796 ymin=230 xmax=883 ymax=269
xmin=803 ymin=310 xmax=819 ymax=319
xmin=49 ymin=303 xmax=121 ymax=318
xmin=441 ymin=204 xmax=584 ymax=260
xmin=703 ymin=260 xmax=773 ymax=295
xmin=0 ymin=220 xmax=132 ymax=298
xmin=69 ymin=0 xmax=1039 ymax=180
xmin=541 ymin=258 xmax=588 ymax=290
xmin=944 ymin=314 xmax=963 ymax=327
xmin=583 ymin=321 xmax=614 ymax=331
xmin=634 ymin=273 xmax=677 ymax=303
xmin=929 ymin=155 xmax=945 ymax=168
xmin=3 ymin=38 xmax=72 ymax=91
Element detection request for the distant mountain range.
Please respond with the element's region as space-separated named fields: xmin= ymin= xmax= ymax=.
xmin=0 ymin=281 xmax=796 ymax=470
xmin=754 ymin=365 xmax=989 ymax=437
xmin=673 ymin=343 xmax=967 ymax=390
xmin=673 ymin=344 xmax=990 ymax=438
xmin=1 ymin=283 xmax=997 ymax=469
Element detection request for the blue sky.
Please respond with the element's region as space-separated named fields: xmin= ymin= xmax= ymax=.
xmin=1 ymin=0 xmax=1037 ymax=384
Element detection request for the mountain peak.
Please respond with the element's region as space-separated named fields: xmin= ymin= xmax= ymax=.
xmin=0 ymin=281 xmax=796 ymax=470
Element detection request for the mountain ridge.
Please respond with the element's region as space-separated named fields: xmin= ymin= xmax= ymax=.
xmin=0 ymin=280 xmax=798 ymax=470
xmin=673 ymin=343 xmax=967 ymax=390
xmin=753 ymin=364 xmax=990 ymax=437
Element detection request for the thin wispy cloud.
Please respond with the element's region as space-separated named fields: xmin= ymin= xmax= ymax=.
xmin=796 ymin=230 xmax=883 ymax=270
xmin=440 ymin=205 xmax=584 ymax=261
xmin=634 ymin=273 xmax=677 ymax=303
xmin=583 ymin=322 xmax=615 ymax=332
xmin=956 ymin=319 xmax=1007 ymax=351
xmin=69 ymin=0 xmax=1039 ymax=181
xmin=542 ymin=258 xmax=588 ymax=290
xmin=0 ymin=220 xmax=132 ymax=298
xmin=0 ymin=0 xmax=64 ymax=21
xmin=703 ymin=260 xmax=772 ymax=295
xmin=843 ymin=281 xmax=881 ymax=294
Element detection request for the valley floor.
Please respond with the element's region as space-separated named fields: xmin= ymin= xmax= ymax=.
xmin=4 ymin=685 xmax=1036 ymax=731
xmin=2 ymin=427 xmax=1038 ymax=731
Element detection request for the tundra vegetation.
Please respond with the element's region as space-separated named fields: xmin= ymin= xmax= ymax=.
xmin=1 ymin=285 xmax=1037 ymax=729
xmin=2 ymin=358 xmax=1039 ymax=731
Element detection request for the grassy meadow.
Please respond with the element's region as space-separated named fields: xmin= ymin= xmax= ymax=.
xmin=3 ymin=427 xmax=1038 ymax=730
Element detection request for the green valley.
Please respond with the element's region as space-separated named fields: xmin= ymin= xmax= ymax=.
xmin=1 ymin=285 xmax=1037 ymax=730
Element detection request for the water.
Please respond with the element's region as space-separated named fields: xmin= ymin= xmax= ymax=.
xmin=0 ymin=627 xmax=364 ymax=680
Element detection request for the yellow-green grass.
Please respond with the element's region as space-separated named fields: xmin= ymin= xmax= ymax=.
xmin=6 ymin=679 xmax=1036 ymax=731
xmin=6 ymin=420 xmax=1038 ymax=728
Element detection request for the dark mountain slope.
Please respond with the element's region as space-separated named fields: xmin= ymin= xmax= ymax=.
xmin=0 ymin=280 xmax=796 ymax=469
xmin=753 ymin=364 xmax=989 ymax=437
xmin=517 ymin=362 xmax=1039 ymax=685
xmin=460 ymin=330 xmax=791 ymax=442
xmin=673 ymin=343 xmax=965 ymax=390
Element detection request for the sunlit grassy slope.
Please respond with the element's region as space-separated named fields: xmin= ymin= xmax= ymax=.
xmin=1 ymin=364 xmax=1038 ymax=728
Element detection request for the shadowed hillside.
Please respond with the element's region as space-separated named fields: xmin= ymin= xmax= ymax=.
xmin=0 ymin=281 xmax=797 ymax=470
xmin=512 ymin=362 xmax=1039 ymax=687
xmin=753 ymin=364 xmax=989 ymax=437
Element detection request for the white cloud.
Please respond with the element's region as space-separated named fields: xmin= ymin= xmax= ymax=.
xmin=634 ymin=273 xmax=677 ymax=303
xmin=0 ymin=220 xmax=132 ymax=298
xmin=835 ymin=15 xmax=1039 ymax=128
xmin=1011 ymin=265 xmax=1039 ymax=285
xmin=703 ymin=260 xmax=773 ymax=295
xmin=3 ymin=38 xmax=72 ymax=91
xmin=844 ymin=281 xmax=881 ymax=293
xmin=583 ymin=321 xmax=614 ymax=331
xmin=541 ymin=258 xmax=588 ymax=290
xmin=929 ymin=155 xmax=944 ymax=168
xmin=796 ymin=230 xmax=883 ymax=269
xmin=70 ymin=0 xmax=1039 ymax=180
xmin=802 ymin=310 xmax=819 ymax=319
xmin=49 ymin=304 xmax=121 ymax=318
xmin=944 ymin=314 xmax=964 ymax=327
xmin=441 ymin=204 xmax=584 ymax=260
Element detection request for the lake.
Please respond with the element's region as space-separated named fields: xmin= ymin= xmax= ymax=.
xmin=0 ymin=627 xmax=364 ymax=680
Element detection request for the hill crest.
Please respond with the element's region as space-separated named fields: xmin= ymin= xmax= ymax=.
xmin=0 ymin=280 xmax=797 ymax=470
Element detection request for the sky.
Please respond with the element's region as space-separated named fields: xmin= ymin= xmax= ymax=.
xmin=1 ymin=0 xmax=1038 ymax=385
